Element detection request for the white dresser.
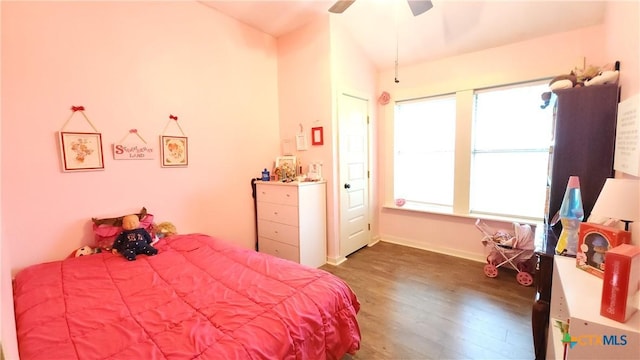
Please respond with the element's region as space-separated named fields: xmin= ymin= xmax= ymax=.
xmin=256 ymin=180 xmax=327 ymax=268
xmin=546 ymin=256 xmax=639 ymax=359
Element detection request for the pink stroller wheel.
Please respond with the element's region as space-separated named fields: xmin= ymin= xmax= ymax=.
xmin=484 ymin=264 xmax=498 ymax=278
xmin=516 ymin=271 xmax=534 ymax=286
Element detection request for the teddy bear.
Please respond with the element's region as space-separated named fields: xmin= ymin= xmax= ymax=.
xmin=153 ymin=221 xmax=177 ymax=239
xmin=111 ymin=214 xmax=158 ymax=261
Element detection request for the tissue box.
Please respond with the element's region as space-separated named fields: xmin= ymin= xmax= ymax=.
xmin=576 ymin=222 xmax=631 ymax=278
xmin=600 ymin=244 xmax=640 ymax=322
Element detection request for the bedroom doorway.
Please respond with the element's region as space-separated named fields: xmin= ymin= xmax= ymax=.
xmin=337 ymin=92 xmax=371 ymax=257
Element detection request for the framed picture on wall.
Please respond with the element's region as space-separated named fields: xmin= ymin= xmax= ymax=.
xmin=58 ymin=131 xmax=104 ymax=172
xmin=312 ymin=127 xmax=324 ymax=145
xmin=160 ymin=135 xmax=188 ymax=167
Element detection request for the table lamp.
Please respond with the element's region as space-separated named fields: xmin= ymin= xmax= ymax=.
xmin=590 ymin=178 xmax=639 ymax=231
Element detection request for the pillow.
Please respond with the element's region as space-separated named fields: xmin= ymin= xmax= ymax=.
xmin=92 ymin=208 xmax=154 ymax=250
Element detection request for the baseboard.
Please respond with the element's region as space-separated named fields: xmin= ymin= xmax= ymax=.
xmin=379 ymin=234 xmax=486 ymax=263
xmin=325 ymin=235 xmax=382 ymax=266
xmin=325 ymin=255 xmax=347 ymax=266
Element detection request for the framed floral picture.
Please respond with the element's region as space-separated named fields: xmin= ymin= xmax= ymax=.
xmin=160 ymin=136 xmax=188 ymax=167
xmin=275 ymin=155 xmax=297 ymax=180
xmin=58 ymin=132 xmax=104 ymax=172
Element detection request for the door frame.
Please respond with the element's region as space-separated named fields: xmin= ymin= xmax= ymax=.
xmin=335 ymin=90 xmax=373 ymax=262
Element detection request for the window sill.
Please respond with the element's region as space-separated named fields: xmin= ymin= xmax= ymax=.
xmin=382 ymin=202 xmax=542 ymax=226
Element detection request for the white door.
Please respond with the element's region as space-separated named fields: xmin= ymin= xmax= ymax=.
xmin=338 ymin=93 xmax=370 ymax=257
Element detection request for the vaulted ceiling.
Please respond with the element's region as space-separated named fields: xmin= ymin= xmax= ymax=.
xmin=199 ymin=0 xmax=606 ymax=71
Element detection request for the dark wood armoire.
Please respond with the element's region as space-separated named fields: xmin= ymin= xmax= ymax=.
xmin=546 ymin=83 xmax=620 ymax=240
xmin=533 ymin=83 xmax=620 ymax=360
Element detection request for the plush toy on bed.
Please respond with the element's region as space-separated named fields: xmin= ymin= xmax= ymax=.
xmin=73 ymin=245 xmax=102 ymax=257
xmin=112 ymin=214 xmax=158 ymax=261
xmin=153 ymin=222 xmax=177 ymax=239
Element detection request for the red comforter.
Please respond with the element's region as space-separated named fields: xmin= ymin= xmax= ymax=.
xmin=13 ymin=234 xmax=361 ymax=359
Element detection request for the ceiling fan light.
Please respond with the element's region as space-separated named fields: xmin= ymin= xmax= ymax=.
xmin=408 ymin=0 xmax=433 ymax=16
xmin=329 ymin=0 xmax=356 ymax=14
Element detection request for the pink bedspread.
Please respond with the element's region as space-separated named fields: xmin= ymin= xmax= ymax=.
xmin=13 ymin=234 xmax=361 ymax=359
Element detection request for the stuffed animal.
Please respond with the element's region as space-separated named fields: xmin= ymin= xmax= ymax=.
xmin=540 ymin=62 xmax=618 ymax=109
xmin=540 ymin=73 xmax=577 ymax=109
xmin=112 ymin=214 xmax=158 ymax=261
xmin=585 ymin=70 xmax=619 ymax=87
xmin=574 ymin=65 xmax=601 ymax=86
xmin=153 ymin=222 xmax=177 ymax=239
xmin=74 ymin=245 xmax=102 ymax=257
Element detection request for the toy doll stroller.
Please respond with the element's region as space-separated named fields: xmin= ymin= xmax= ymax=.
xmin=475 ymin=219 xmax=536 ymax=286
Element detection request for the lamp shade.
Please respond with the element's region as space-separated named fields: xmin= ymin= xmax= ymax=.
xmin=591 ymin=178 xmax=639 ymax=224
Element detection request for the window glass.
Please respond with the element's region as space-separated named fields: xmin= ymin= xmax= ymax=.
xmin=394 ymin=95 xmax=456 ymax=207
xmin=471 ymin=82 xmax=554 ymax=219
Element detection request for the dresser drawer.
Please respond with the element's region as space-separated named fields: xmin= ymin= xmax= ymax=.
xmin=257 ymin=220 xmax=299 ymax=246
xmin=259 ymin=238 xmax=299 ymax=263
xmin=256 ymin=184 xmax=298 ymax=206
xmin=257 ymin=202 xmax=298 ymax=226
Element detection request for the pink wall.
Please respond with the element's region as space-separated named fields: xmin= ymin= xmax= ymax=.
xmin=2 ymin=1 xmax=281 ymax=272
xmin=605 ymin=1 xmax=639 ymax=101
xmin=1 ymin=3 xmax=283 ymax=355
xmin=276 ymin=17 xmax=335 ymax=257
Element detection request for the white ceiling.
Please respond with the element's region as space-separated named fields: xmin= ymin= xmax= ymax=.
xmin=198 ymin=0 xmax=606 ymax=71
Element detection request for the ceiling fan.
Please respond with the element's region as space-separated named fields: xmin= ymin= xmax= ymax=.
xmin=329 ymin=0 xmax=434 ymax=16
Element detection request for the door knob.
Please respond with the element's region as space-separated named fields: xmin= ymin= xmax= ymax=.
xmin=344 ymin=183 xmax=351 ymax=189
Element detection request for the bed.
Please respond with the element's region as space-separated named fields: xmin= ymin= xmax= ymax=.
xmin=13 ymin=233 xmax=361 ymax=359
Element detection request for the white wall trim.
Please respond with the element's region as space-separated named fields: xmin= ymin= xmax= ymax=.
xmin=325 ymin=255 xmax=348 ymax=266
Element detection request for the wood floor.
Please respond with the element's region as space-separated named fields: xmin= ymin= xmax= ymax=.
xmin=321 ymin=241 xmax=536 ymax=360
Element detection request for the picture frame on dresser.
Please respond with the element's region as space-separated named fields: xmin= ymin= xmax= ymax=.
xmin=275 ymin=155 xmax=296 ymax=170
xmin=308 ymin=162 xmax=323 ymax=180
xmin=275 ymin=155 xmax=297 ymax=179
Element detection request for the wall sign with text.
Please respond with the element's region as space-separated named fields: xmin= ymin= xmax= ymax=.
xmin=614 ymin=93 xmax=639 ymax=176
xmin=113 ymin=143 xmax=155 ymax=160
xmin=113 ymin=129 xmax=155 ymax=160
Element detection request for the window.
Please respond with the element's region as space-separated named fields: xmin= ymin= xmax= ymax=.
xmin=471 ymin=82 xmax=553 ymax=219
xmin=394 ymin=95 xmax=456 ymax=208
xmin=392 ymin=80 xmax=553 ymax=221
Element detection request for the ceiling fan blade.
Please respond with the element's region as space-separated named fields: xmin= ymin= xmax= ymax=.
xmin=407 ymin=0 xmax=433 ymax=16
xmin=329 ymin=0 xmax=356 ymax=14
